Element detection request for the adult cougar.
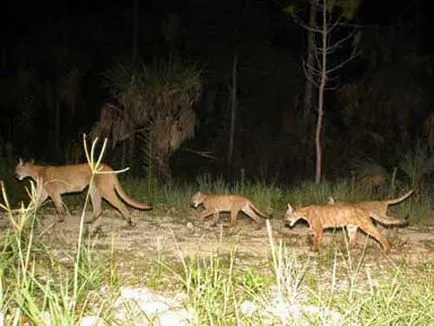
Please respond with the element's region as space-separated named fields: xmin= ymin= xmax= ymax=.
xmin=15 ymin=159 xmax=152 ymax=225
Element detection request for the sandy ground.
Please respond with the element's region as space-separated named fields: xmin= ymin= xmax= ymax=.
xmin=4 ymin=206 xmax=432 ymax=269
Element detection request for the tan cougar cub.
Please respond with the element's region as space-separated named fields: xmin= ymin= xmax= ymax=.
xmin=190 ymin=192 xmax=269 ymax=225
xmin=284 ymin=203 xmax=408 ymax=253
xmin=328 ymin=189 xmax=414 ymax=221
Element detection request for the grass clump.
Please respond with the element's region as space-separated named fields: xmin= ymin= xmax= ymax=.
xmin=0 ymin=139 xmax=433 ymax=324
xmin=0 ymin=137 xmax=116 ymax=324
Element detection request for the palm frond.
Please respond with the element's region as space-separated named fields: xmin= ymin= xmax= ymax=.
xmin=398 ymin=141 xmax=434 ymax=187
xmin=94 ymin=58 xmax=203 ymax=181
xmin=353 ymin=159 xmax=391 ymax=187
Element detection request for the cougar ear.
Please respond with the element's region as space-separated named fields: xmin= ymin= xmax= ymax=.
xmin=30 ymin=158 xmax=35 ymax=164
xmin=19 ymin=158 xmax=24 ymax=165
xmin=328 ymin=197 xmax=335 ymax=204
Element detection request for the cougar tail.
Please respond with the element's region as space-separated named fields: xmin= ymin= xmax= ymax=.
xmin=114 ymin=178 xmax=152 ymax=210
xmin=387 ymin=189 xmax=415 ymax=205
xmin=250 ymin=203 xmax=270 ymax=219
xmin=370 ymin=213 xmax=408 ymax=226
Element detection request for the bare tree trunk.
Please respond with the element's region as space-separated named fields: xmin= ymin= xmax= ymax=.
xmin=301 ymin=1 xmax=316 ymax=177
xmin=45 ymin=80 xmax=54 ymax=154
xmin=227 ymin=53 xmax=238 ymax=184
xmin=296 ymin=0 xmax=358 ymax=183
xmin=132 ymin=0 xmax=138 ymax=68
xmin=315 ymin=81 xmax=325 ymax=184
xmin=121 ymin=142 xmax=127 ymax=167
xmin=128 ymin=136 xmax=135 ymax=170
xmin=127 ymin=0 xmax=138 ymax=169
xmin=155 ymin=151 xmax=170 ymax=183
xmin=303 ymin=3 xmax=316 ymax=119
xmin=55 ymin=100 xmax=61 ymax=160
xmin=1 ymin=49 xmax=7 ymax=132
xmin=315 ymin=1 xmax=327 ymax=184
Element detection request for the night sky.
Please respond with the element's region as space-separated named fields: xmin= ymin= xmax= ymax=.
xmin=2 ymin=0 xmax=430 ymax=46
xmin=0 ymin=0 xmax=433 ymax=183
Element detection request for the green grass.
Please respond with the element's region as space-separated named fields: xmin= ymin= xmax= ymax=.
xmin=1 ymin=144 xmax=434 ymax=324
xmin=1 ymin=185 xmax=433 ymax=324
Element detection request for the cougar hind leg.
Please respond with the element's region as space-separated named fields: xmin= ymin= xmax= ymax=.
xmin=197 ymin=209 xmax=215 ymax=222
xmin=242 ymin=205 xmax=262 ymax=224
xmin=360 ymin=223 xmax=390 ymax=253
xmin=99 ymin=187 xmax=134 ymax=226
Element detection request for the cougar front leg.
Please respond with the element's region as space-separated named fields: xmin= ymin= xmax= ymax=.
xmin=230 ymin=210 xmax=239 ymax=226
xmin=312 ymin=229 xmax=323 ymax=251
xmin=88 ymin=187 xmax=102 ymax=224
xmin=50 ymin=193 xmax=68 ymax=222
xmin=197 ymin=209 xmax=214 ymax=222
xmin=211 ymin=210 xmax=221 ymax=226
xmin=346 ymin=225 xmax=359 ymax=246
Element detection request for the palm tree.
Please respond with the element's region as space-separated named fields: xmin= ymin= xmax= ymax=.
xmin=92 ymin=59 xmax=202 ymax=182
xmin=353 ymin=141 xmax=434 ymax=194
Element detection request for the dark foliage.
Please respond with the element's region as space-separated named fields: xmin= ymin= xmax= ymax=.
xmin=0 ymin=0 xmax=433 ymax=186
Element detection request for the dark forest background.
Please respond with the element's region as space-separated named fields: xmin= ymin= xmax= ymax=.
xmin=1 ymin=0 xmax=434 ymax=187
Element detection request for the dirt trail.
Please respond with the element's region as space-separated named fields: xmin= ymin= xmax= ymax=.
xmin=16 ymin=209 xmax=434 ymax=267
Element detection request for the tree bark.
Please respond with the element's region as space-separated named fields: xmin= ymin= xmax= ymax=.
xmin=55 ymin=100 xmax=61 ymax=160
xmin=132 ymin=0 xmax=138 ymax=68
xmin=227 ymin=53 xmax=238 ymax=185
xmin=301 ymin=1 xmax=316 ymax=177
xmin=315 ymin=1 xmax=327 ymax=184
